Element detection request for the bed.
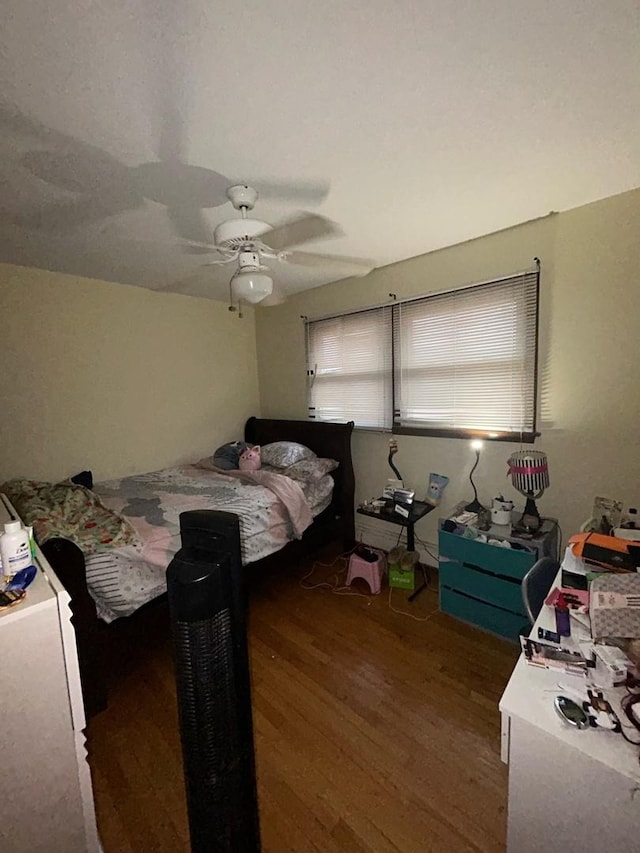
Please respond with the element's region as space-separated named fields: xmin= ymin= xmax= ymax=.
xmin=5 ymin=417 xmax=355 ymax=717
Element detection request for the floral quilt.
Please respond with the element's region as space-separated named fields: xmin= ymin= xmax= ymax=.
xmin=4 ymin=464 xmax=334 ymax=623
xmin=1 ymin=478 xmax=137 ymax=553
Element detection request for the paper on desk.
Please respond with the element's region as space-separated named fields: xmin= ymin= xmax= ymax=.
xmin=561 ymin=545 xmax=587 ymax=575
xmin=571 ymin=611 xmax=592 ymax=633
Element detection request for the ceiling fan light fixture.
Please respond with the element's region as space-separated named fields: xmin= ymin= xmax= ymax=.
xmin=232 ymin=270 xmax=273 ymax=304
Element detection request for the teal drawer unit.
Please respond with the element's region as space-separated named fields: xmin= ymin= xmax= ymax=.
xmin=440 ymin=587 xmax=528 ymax=642
xmin=438 ymin=528 xmax=538 ymax=642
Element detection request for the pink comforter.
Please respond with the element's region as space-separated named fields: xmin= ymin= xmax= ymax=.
xmin=194 ymin=460 xmax=313 ymax=538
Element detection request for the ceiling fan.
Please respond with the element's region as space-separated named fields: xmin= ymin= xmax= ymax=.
xmin=0 ymin=101 xmax=330 ymax=244
xmin=0 ymin=8 xmax=374 ymax=301
xmin=175 ymin=183 xmax=375 ymax=310
xmin=0 ymin=0 xmax=329 ymax=245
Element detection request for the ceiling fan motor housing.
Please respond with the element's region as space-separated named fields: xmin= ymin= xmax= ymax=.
xmin=214 ymin=218 xmax=272 ymax=249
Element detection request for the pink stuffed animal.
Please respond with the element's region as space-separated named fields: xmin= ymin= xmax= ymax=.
xmin=239 ymin=445 xmax=261 ymax=471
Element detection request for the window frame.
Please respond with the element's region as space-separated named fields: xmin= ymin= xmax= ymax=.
xmin=305 ymin=266 xmax=541 ymax=443
xmin=306 ymin=305 xmax=393 ymax=430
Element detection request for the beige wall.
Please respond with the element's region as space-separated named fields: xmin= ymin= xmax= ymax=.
xmin=3 ymin=186 xmax=639 ymax=547
xmin=0 ymin=264 xmax=260 ymax=482
xmin=256 ymin=187 xmax=640 ymax=550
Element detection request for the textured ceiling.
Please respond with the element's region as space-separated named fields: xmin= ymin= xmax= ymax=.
xmin=1 ymin=0 xmax=638 ymax=302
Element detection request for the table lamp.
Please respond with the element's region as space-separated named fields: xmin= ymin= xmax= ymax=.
xmin=507 ymin=450 xmax=549 ymax=531
xmin=464 ymin=439 xmax=485 ymax=513
xmin=388 ymin=438 xmax=403 ymax=483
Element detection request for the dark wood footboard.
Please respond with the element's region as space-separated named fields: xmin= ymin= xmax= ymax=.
xmin=41 ymin=537 xmax=108 ymax=719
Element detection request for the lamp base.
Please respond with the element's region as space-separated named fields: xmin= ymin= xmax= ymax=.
xmin=464 ymin=498 xmax=485 ymax=514
xmin=518 ymin=496 xmax=541 ymax=532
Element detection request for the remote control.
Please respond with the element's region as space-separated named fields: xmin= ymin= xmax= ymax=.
xmin=538 ymin=627 xmax=561 ymax=643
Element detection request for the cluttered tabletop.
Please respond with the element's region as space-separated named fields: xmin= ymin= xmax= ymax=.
xmin=500 ymin=506 xmax=640 ymax=779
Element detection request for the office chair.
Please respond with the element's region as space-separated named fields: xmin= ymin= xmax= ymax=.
xmin=521 ymin=556 xmax=560 ymax=624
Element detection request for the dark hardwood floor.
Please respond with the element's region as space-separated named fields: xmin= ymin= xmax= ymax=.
xmin=87 ymin=547 xmax=519 ymax=852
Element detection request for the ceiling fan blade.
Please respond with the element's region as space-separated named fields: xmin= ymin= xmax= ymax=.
xmin=21 ymin=147 xmax=135 ymax=198
xmin=201 ymin=256 xmax=237 ymax=267
xmin=286 ymin=250 xmax=375 ymax=277
xmin=1 ymin=102 xmax=143 ymax=202
xmin=0 ymin=101 xmax=103 ymax=157
xmin=261 ymin=213 xmax=343 ymax=252
xmin=166 ymin=204 xmax=213 ymax=244
xmin=131 ymin=161 xmax=231 ymax=208
xmin=12 ymin=193 xmax=141 ymax=232
xmin=181 ymin=242 xmax=218 ymax=255
xmin=179 ymin=240 xmax=237 ymax=263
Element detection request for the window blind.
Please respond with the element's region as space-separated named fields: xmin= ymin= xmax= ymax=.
xmin=305 ymin=268 xmax=539 ymax=440
xmin=306 ymin=307 xmax=393 ymax=429
xmin=393 ymin=272 xmax=539 ymax=439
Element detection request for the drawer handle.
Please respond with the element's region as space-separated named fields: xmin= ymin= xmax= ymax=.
xmin=461 ymin=562 xmax=521 ymax=584
xmin=464 ymin=561 xmax=489 ymax=573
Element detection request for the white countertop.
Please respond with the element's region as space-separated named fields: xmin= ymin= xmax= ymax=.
xmin=0 ymin=495 xmax=56 ymax=624
xmin=499 ymin=566 xmax=640 ymax=782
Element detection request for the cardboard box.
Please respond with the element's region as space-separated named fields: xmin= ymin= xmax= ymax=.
xmin=590 ymin=573 xmax=640 ymax=638
xmin=592 ymin=644 xmax=631 ymax=688
xmin=388 ymin=566 xmax=415 ymax=590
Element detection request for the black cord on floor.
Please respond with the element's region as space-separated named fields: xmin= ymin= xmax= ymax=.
xmin=415 ymin=535 xmax=439 ymax=566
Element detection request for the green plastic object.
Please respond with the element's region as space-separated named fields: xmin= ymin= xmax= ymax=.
xmin=388 ymin=566 xmax=415 ymax=590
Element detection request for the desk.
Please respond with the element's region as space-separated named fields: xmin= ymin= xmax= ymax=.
xmin=499 ymin=568 xmax=640 ymax=852
xmin=356 ymin=499 xmax=435 ymax=600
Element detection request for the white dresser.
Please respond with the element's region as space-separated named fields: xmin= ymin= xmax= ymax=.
xmin=0 ymin=495 xmax=100 ymax=852
xmin=500 ymin=567 xmax=640 ymax=852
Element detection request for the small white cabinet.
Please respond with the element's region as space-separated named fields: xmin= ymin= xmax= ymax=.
xmin=0 ymin=495 xmax=99 ymax=852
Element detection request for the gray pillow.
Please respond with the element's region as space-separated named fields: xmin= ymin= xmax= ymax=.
xmin=284 ymin=458 xmax=339 ymax=481
xmin=261 ymin=441 xmax=316 ymax=468
xmin=213 ymin=441 xmax=250 ymax=470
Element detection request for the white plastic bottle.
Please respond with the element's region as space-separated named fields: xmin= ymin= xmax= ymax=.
xmin=0 ymin=521 xmax=32 ymax=579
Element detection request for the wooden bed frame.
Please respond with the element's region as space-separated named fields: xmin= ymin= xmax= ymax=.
xmin=41 ymin=417 xmax=355 ymax=718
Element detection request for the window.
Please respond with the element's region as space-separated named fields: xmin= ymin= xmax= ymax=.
xmin=306 ymin=307 xmax=393 ymax=429
xmin=306 ymin=269 xmax=539 ymax=441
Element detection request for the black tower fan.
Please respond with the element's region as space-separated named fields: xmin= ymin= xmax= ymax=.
xmin=166 ymin=510 xmax=261 ymax=852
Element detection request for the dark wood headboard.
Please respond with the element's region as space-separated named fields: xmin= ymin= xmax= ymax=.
xmin=244 ymin=417 xmax=355 ymax=546
xmin=32 ymin=416 xmax=356 ymax=722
